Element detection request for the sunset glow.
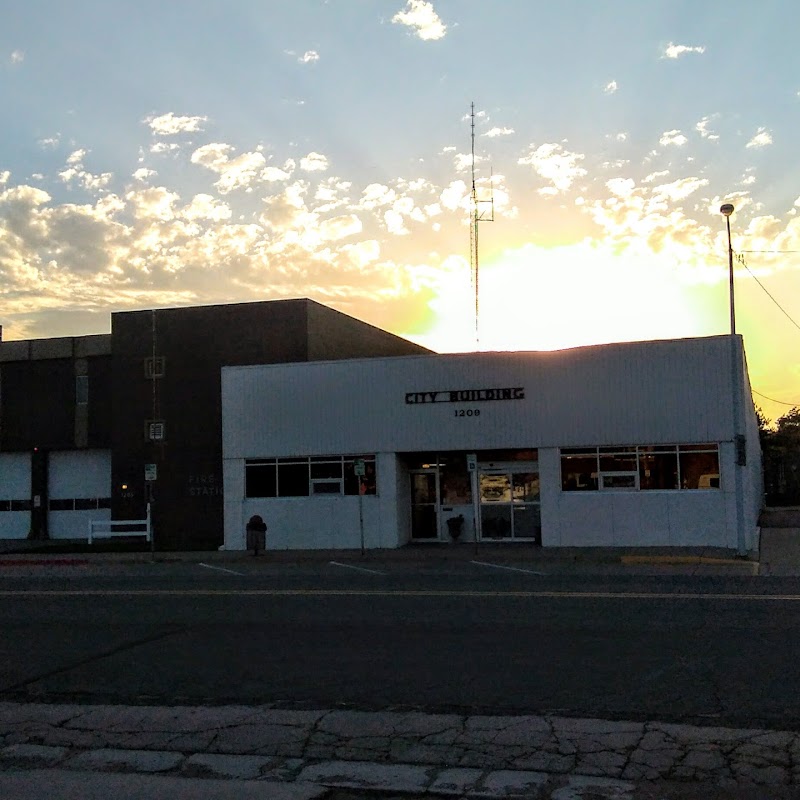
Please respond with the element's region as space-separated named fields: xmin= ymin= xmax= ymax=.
xmin=2 ymin=1 xmax=800 ymax=420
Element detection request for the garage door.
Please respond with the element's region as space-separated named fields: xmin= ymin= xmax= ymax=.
xmin=48 ymin=450 xmax=111 ymax=539
xmin=0 ymin=453 xmax=32 ymax=540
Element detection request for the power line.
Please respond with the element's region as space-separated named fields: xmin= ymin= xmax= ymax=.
xmin=733 ymin=252 xmax=800 ymax=410
xmin=752 ymin=389 xmax=799 ymax=407
xmin=736 ymin=252 xmax=800 ymax=335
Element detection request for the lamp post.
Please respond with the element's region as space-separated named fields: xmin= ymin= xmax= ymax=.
xmin=720 ymin=203 xmax=736 ymax=335
xmin=720 ymin=202 xmax=746 ymax=556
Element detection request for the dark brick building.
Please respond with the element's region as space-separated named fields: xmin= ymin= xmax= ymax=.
xmin=0 ymin=300 xmax=429 ymax=549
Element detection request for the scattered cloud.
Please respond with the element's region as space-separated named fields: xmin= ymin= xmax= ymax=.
xmin=483 ymin=127 xmax=514 ymax=138
xmin=150 ymin=142 xmax=180 ymax=154
xmin=746 ymin=127 xmax=773 ymax=148
xmin=662 ymin=42 xmax=706 ymax=59
xmin=133 ymin=167 xmax=156 ymax=181
xmin=182 ymin=193 xmax=232 ymax=222
xmin=262 ymin=166 xmax=292 ymax=182
xmin=10 ymin=50 xmax=24 ymax=65
xmin=0 ymin=171 xmax=10 ymax=185
xmin=384 ymin=208 xmax=410 ymax=235
xmin=392 ymin=0 xmax=447 ymax=41
xmin=299 ymin=152 xmax=329 ymax=172
xmin=643 ymin=170 xmax=670 ymax=183
xmin=57 ymin=150 xmax=113 ymax=192
xmin=298 ymin=50 xmax=319 ymax=64
xmin=606 ymin=178 xmax=636 ymax=198
xmin=518 ymin=142 xmax=587 ymax=194
xmin=191 ymin=143 xmax=268 ymax=193
xmin=318 ymin=214 xmax=362 ymax=241
xmin=741 ymin=173 xmax=757 ymax=186
xmin=38 ymin=136 xmax=60 ymax=150
xmin=439 ymin=180 xmax=467 ymax=211
xmin=604 ymin=81 xmax=618 ymax=95
xmin=651 ymin=176 xmax=708 ymax=202
xmin=454 ymin=152 xmax=483 ymax=172
xmin=358 ymin=183 xmax=397 ymax=210
xmin=147 ymin=113 xmax=208 ymax=135
xmin=695 ymin=116 xmax=719 ymax=141
xmin=659 ymin=129 xmax=688 ymax=147
xmin=314 ymin=177 xmax=352 ymax=212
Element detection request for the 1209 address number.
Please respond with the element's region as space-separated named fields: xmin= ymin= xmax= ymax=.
xmin=454 ymin=409 xmax=481 ymax=417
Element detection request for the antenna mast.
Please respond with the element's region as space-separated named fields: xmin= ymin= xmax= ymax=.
xmin=469 ymin=102 xmax=494 ymax=349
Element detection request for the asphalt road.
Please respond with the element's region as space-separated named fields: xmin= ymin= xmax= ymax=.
xmin=1 ymin=560 xmax=799 ymax=730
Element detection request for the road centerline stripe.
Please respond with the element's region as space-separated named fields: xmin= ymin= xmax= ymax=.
xmin=329 ymin=561 xmax=387 ymax=575
xmin=472 ymin=560 xmax=547 ymax=576
xmin=198 ymin=563 xmax=244 ymax=576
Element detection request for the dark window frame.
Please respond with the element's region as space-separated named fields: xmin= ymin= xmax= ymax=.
xmin=245 ymin=455 xmax=377 ymax=498
xmin=561 ymin=444 xmax=720 ymax=493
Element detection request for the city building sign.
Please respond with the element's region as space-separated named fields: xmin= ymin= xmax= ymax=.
xmin=405 ymin=387 xmax=525 ymax=405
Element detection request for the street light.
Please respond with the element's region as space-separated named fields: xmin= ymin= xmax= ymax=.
xmin=720 ymin=201 xmax=746 ymax=556
xmin=720 ymin=203 xmax=735 ymax=335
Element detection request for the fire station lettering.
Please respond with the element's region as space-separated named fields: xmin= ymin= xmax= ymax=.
xmin=405 ymin=387 xmax=524 ymax=404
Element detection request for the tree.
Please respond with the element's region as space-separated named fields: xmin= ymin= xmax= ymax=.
xmin=762 ymin=406 xmax=800 ymax=505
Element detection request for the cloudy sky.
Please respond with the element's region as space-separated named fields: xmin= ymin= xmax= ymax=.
xmin=2 ymin=0 xmax=800 ymax=420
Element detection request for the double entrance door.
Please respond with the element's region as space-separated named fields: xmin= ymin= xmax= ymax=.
xmin=409 ymin=457 xmax=540 ymax=543
xmin=477 ymin=469 xmax=541 ymax=543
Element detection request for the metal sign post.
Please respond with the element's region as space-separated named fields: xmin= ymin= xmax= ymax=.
xmin=354 ymin=459 xmax=366 ymax=556
xmin=145 ymin=464 xmax=157 ymax=561
xmin=467 ymin=454 xmax=479 ymax=554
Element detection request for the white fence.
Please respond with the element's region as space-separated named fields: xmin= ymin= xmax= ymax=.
xmin=88 ymin=504 xmax=151 ymax=544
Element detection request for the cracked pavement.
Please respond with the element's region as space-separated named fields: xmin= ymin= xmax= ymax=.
xmin=1 ymin=702 xmax=800 ymax=797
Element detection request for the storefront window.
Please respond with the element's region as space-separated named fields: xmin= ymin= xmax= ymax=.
xmin=512 ymin=473 xmax=539 ymax=502
xmin=440 ymin=455 xmax=472 ymax=504
xmin=561 ymin=444 xmax=720 ymax=492
xmin=344 ymin=457 xmax=376 ymax=495
xmin=246 ymin=462 xmax=276 ymax=497
xmin=277 ymin=460 xmax=310 ymax=497
xmin=561 ymin=450 xmax=598 ymax=491
xmin=679 ymin=446 xmax=720 ymax=489
xmin=310 ymin=459 xmax=342 ymax=479
xmin=639 ymin=448 xmax=678 ymax=490
xmin=247 ymin=456 xmax=376 ymax=498
xmin=480 ymin=474 xmax=511 ymax=503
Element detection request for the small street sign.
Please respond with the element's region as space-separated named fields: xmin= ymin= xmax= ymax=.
xmin=145 ymin=463 xmax=158 ymax=482
xmin=354 ymin=459 xmax=366 ymax=477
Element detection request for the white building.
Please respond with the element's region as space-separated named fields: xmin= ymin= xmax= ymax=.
xmin=221 ymin=335 xmax=762 ymax=552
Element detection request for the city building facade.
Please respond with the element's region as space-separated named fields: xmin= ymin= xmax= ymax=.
xmin=222 ymin=335 xmax=762 ymax=551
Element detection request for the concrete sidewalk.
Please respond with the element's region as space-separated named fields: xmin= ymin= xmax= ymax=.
xmin=1 ymin=703 xmax=799 ymax=798
xmin=0 ymin=539 xmax=761 ymax=568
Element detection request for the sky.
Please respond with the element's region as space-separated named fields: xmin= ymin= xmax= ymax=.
xmin=2 ymin=0 xmax=800 ymax=422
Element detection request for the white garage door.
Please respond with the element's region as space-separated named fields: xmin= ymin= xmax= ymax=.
xmin=0 ymin=453 xmax=32 ymax=540
xmin=48 ymin=450 xmax=112 ymax=540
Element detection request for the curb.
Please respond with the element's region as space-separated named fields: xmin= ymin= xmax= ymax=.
xmin=619 ymin=555 xmax=756 ymax=566
xmin=0 ymin=746 xmax=639 ymax=798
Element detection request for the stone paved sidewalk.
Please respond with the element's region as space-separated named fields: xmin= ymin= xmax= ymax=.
xmin=1 ymin=703 xmax=799 ymax=797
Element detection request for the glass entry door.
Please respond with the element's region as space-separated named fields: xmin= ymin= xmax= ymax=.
xmin=410 ymin=470 xmax=439 ymax=540
xmin=479 ymin=469 xmax=541 ymax=544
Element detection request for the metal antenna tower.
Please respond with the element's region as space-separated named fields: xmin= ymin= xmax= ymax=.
xmin=469 ymin=102 xmax=494 ymax=348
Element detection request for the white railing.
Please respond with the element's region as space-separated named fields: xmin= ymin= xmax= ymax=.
xmin=88 ymin=504 xmax=151 ymax=544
